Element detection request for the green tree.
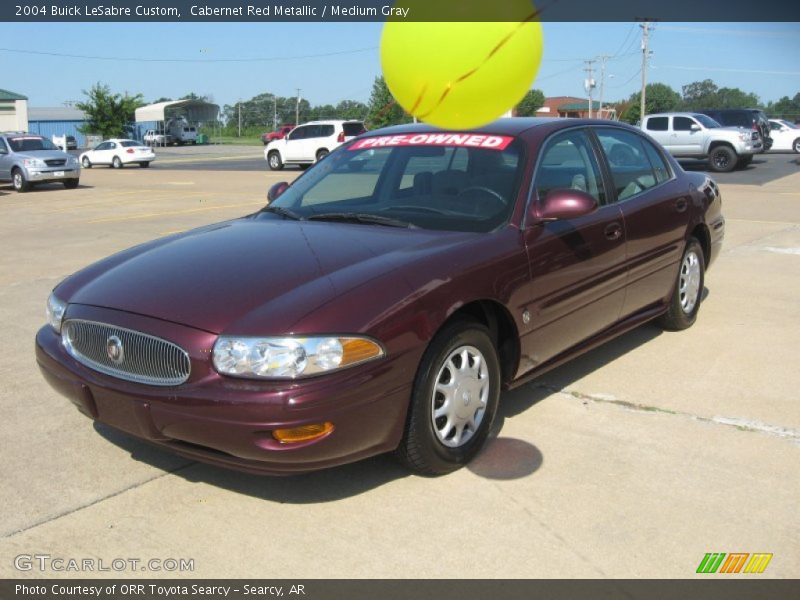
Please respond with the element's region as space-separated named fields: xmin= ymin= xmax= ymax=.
xmin=366 ymin=76 xmax=412 ymax=130
xmin=76 ymin=83 xmax=144 ymax=138
xmin=620 ymin=82 xmax=681 ymax=124
xmin=335 ymin=99 xmax=369 ymax=120
xmin=151 ymin=96 xmax=172 ymax=104
xmin=180 ymin=92 xmax=212 ymax=102
xmin=766 ymin=92 xmax=800 ymax=119
xmin=681 ymin=79 xmax=720 ymax=110
xmin=515 ymin=89 xmax=545 ymax=117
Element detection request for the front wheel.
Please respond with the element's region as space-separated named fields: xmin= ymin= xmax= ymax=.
xmin=708 ymin=146 xmax=736 ymax=173
xmin=396 ymin=320 xmax=501 ymax=475
xmin=793 ymin=138 xmax=800 ymax=154
xmin=81 ymin=156 xmax=92 ymax=168
xmin=12 ymin=168 xmax=30 ymax=192
xmin=112 ymin=156 xmax=123 ymax=169
xmin=658 ymin=237 xmax=705 ymax=331
xmin=267 ymin=151 xmax=284 ymax=171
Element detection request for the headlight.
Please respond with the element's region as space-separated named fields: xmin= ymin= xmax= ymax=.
xmin=23 ymin=158 xmax=46 ymax=168
xmin=46 ymin=293 xmax=67 ymax=333
xmin=212 ymin=335 xmax=384 ymax=379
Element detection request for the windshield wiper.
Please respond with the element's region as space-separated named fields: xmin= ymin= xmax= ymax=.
xmin=307 ymin=212 xmax=418 ymax=229
xmin=261 ymin=206 xmax=305 ymax=221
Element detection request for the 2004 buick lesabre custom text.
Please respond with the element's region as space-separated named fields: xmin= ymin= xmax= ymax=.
xmin=36 ymin=119 xmax=724 ymax=475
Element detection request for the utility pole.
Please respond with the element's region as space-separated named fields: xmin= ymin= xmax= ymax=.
xmin=295 ymin=88 xmax=301 ymax=126
xmin=583 ymin=59 xmax=596 ymax=119
xmin=597 ymin=54 xmax=610 ymax=119
xmin=639 ymin=21 xmax=651 ymax=122
xmin=237 ymin=99 xmax=242 ymax=137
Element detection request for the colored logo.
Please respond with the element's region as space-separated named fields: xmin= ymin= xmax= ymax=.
xmin=696 ymin=553 xmax=773 ymax=574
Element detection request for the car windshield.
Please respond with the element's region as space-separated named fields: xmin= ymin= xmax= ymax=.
xmin=694 ymin=114 xmax=720 ymax=129
xmin=7 ymin=136 xmax=58 ymax=152
xmin=261 ymin=134 xmax=524 ymax=233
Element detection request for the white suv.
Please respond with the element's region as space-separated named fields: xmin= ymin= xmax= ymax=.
xmin=265 ymin=120 xmax=366 ymax=170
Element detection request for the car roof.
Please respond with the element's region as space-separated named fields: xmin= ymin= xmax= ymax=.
xmin=645 ymin=112 xmax=707 ymax=118
xmin=358 ymin=117 xmax=595 ymax=138
xmin=302 ymin=120 xmax=363 ymax=125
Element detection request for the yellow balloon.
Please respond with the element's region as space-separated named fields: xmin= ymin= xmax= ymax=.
xmin=380 ymin=0 xmax=544 ymax=129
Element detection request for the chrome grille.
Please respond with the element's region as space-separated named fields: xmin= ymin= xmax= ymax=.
xmin=62 ymin=320 xmax=190 ymax=386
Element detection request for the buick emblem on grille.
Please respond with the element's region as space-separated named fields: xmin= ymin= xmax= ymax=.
xmin=106 ymin=335 xmax=125 ymax=364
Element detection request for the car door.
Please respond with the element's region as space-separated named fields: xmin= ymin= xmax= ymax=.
xmin=92 ymin=142 xmax=112 ymax=164
xmin=519 ymin=128 xmax=627 ymax=370
xmin=671 ymin=116 xmax=704 ymax=155
xmin=0 ymin=138 xmax=12 ymax=181
xmin=283 ymin=126 xmax=309 ymax=161
xmin=592 ymin=127 xmax=691 ymax=318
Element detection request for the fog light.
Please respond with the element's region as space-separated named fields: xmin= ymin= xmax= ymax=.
xmin=273 ymin=422 xmax=334 ymax=443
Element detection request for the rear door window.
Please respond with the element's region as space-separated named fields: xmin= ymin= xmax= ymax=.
xmin=595 ymin=128 xmax=662 ymax=201
xmin=646 ymin=117 xmax=669 ymax=131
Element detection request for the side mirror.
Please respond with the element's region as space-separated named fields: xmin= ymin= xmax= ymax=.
xmin=531 ymin=189 xmax=597 ymax=222
xmin=690 ymin=124 xmax=701 ymax=132
xmin=267 ymin=181 xmax=289 ymax=203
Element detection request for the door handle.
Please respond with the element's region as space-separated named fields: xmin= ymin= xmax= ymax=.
xmin=604 ymin=222 xmax=623 ymax=241
xmin=675 ymin=198 xmax=688 ymax=213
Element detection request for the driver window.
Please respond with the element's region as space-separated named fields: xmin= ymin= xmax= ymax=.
xmin=534 ymin=129 xmax=605 ymax=205
xmin=289 ymin=127 xmax=307 ymax=141
xmin=673 ymin=117 xmax=696 ymax=131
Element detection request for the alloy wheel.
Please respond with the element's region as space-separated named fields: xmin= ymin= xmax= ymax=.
xmin=679 ymin=250 xmax=701 ymax=314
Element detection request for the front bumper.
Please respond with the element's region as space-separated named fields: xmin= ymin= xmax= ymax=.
xmin=27 ymin=167 xmax=80 ymax=182
xmin=35 ymin=312 xmax=413 ymax=475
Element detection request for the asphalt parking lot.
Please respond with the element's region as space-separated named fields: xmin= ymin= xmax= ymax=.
xmin=1 ymin=150 xmax=798 ymax=579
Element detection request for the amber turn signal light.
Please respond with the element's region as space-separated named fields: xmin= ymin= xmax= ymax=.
xmin=273 ymin=422 xmax=334 ymax=444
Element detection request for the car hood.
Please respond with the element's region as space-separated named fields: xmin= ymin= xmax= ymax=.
xmin=63 ymin=218 xmax=472 ymax=334
xmin=16 ymin=150 xmax=72 ymax=160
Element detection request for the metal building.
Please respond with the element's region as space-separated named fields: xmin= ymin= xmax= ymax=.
xmin=27 ymin=107 xmax=88 ymax=147
xmin=133 ymin=99 xmax=219 ymax=141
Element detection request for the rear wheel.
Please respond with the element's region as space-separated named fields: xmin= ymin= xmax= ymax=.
xmin=12 ymin=168 xmax=30 ymax=192
xmin=81 ymin=156 xmax=92 ymax=168
xmin=708 ymin=146 xmax=736 ymax=173
xmin=658 ymin=237 xmax=705 ymax=331
xmin=268 ymin=151 xmax=284 ymax=171
xmin=315 ymin=149 xmax=329 ymax=162
xmin=395 ymin=320 xmax=501 ymax=475
xmin=112 ymin=156 xmax=123 ymax=169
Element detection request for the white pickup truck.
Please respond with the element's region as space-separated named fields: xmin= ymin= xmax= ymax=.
xmin=641 ymin=112 xmax=761 ymax=172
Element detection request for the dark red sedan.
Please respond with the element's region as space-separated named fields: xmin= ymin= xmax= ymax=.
xmin=36 ymin=119 xmax=724 ymax=475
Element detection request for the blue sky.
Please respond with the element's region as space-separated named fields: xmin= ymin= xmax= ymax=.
xmin=1 ymin=21 xmax=798 ymax=110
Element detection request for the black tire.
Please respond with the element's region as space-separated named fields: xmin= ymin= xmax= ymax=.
xmin=267 ymin=151 xmax=284 ymax=171
xmin=112 ymin=156 xmax=123 ymax=169
xmin=736 ymin=155 xmax=753 ymax=168
xmin=395 ymin=320 xmax=501 ymax=475
xmin=315 ymin=149 xmax=329 ymax=162
xmin=63 ymin=179 xmax=79 ymax=189
xmin=793 ymin=138 xmax=800 ymax=154
xmin=658 ymin=237 xmax=705 ymax=331
xmin=298 ymin=164 xmax=311 ymax=170
xmin=11 ymin=168 xmax=30 ymax=192
xmin=139 ymin=162 xmax=150 ymax=168
xmin=708 ymin=145 xmax=737 ymax=173
xmin=81 ymin=156 xmax=92 ymax=168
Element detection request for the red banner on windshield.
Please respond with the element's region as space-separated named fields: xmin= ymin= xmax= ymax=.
xmin=349 ymin=133 xmax=514 ymax=151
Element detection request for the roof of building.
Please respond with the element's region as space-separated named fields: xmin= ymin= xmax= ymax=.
xmin=0 ymin=89 xmax=28 ymax=101
xmin=135 ymin=99 xmax=219 ymax=122
xmin=28 ymin=107 xmax=87 ymax=121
